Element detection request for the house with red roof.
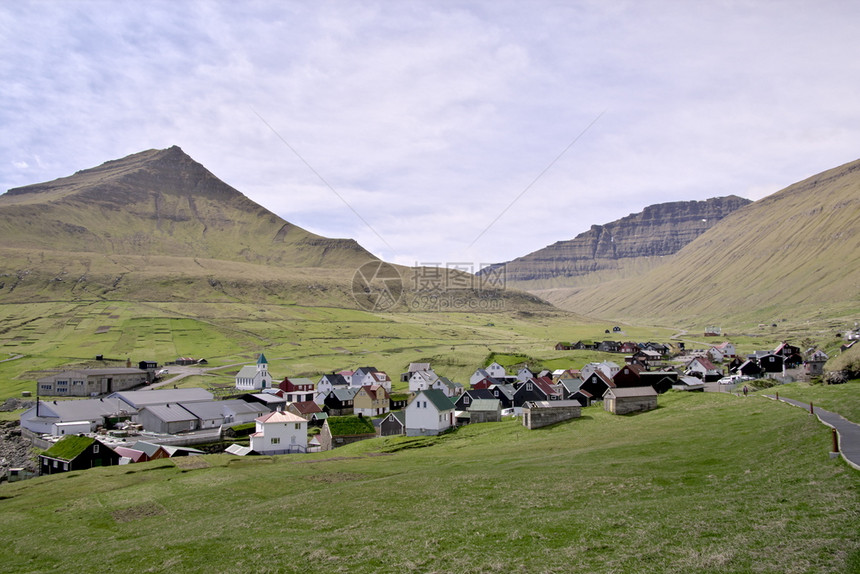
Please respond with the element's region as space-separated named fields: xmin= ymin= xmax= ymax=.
xmin=278 ymin=377 xmax=315 ymax=403
xmin=512 ymin=377 xmax=561 ymax=408
xmin=685 ymin=357 xmax=723 ymax=382
xmin=354 ymin=385 xmax=390 ymax=417
xmin=579 ymin=370 xmax=615 ymax=401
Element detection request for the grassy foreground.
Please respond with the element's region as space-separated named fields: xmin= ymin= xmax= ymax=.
xmin=1 ymin=392 xmax=857 ymax=573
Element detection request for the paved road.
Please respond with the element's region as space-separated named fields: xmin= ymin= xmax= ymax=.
xmin=764 ymin=395 xmax=860 ymax=471
xmin=146 ymin=362 xmax=248 ymax=389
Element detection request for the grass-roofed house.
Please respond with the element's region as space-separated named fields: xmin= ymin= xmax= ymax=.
xmin=319 ymin=415 xmax=377 ymax=451
xmin=39 ymin=435 xmax=120 ymax=475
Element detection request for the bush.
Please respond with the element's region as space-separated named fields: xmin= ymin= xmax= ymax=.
xmin=824 ymin=344 xmax=860 ymax=384
xmin=751 ymin=378 xmax=779 ymax=390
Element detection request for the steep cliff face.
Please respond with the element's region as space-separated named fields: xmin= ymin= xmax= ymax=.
xmin=487 ymin=196 xmax=751 ymax=287
xmin=541 ymin=158 xmax=860 ymax=324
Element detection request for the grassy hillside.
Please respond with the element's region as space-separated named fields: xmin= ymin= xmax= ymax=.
xmin=1 ymin=391 xmax=857 ymax=572
xmin=539 ymin=159 xmax=860 ymax=328
xmin=0 ymin=299 xmax=682 ymax=400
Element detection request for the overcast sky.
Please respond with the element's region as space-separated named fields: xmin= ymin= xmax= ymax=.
xmin=3 ymin=1 xmax=859 ymax=268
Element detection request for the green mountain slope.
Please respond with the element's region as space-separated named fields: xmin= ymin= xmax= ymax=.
xmin=540 ymin=158 xmax=860 ymax=325
xmin=0 ymin=146 xmax=371 ymax=267
xmin=0 ymin=147 xmax=549 ymax=312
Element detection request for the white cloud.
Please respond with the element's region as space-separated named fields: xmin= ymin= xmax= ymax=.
xmin=2 ymin=1 xmax=860 ymax=265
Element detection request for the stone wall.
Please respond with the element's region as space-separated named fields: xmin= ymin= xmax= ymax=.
xmin=606 ymin=396 xmax=656 ymax=415
xmin=522 ymin=404 xmax=581 ymax=429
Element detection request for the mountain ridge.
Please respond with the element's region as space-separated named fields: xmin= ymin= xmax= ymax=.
xmin=485 ymin=195 xmax=751 ymax=289
xmin=538 ymin=157 xmax=860 ymax=325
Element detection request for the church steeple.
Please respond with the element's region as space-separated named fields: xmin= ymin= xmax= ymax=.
xmin=257 ymin=352 xmax=269 ymax=388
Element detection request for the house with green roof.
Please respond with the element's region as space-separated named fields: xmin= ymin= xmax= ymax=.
xmin=39 ymin=435 xmax=120 ymax=475
xmin=405 ymin=389 xmax=455 ymax=436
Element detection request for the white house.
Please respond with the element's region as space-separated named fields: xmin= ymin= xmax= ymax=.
xmin=249 ymin=410 xmax=307 ymax=454
xmin=315 ymin=373 xmax=349 ymax=405
xmin=486 ymin=362 xmax=506 ymax=379
xmin=235 ymin=353 xmax=272 ymax=391
xmin=430 ymin=376 xmax=463 ymax=398
xmin=350 ymin=367 xmax=392 ymax=391
xmin=708 ymin=342 xmax=736 ymax=362
xmin=469 ymin=362 xmax=507 ymax=386
xmin=405 ymin=389 xmax=455 ymax=436
xmin=686 ymin=357 xmax=722 ymax=380
xmin=516 ymin=367 xmax=535 ymax=383
xmin=580 ymin=361 xmax=620 ymax=380
xmin=408 ymin=369 xmax=438 ymax=393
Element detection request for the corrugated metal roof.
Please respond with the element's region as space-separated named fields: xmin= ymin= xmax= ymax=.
xmin=604 ymin=386 xmax=657 ymax=398
xmin=468 ymin=399 xmax=501 ymax=411
xmin=30 ymin=397 xmax=137 ymax=421
xmin=109 ymin=388 xmax=213 ymax=408
xmin=140 ymin=404 xmax=197 ymax=423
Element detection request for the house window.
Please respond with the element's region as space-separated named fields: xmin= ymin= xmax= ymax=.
xmin=271 ymin=437 xmax=280 ymax=445
xmin=53 ymin=460 xmax=58 ymax=468
xmin=526 ymin=383 xmax=533 ymax=391
xmin=295 ymin=423 xmax=301 ymax=429
xmin=464 ymin=396 xmax=470 ymax=404
xmin=92 ymin=444 xmax=99 ymax=454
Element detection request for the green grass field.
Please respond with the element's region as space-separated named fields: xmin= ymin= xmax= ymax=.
xmin=755 ymin=380 xmax=860 ymax=424
xmin=2 ymin=296 xmax=838 ymax=402
xmin=1 ymin=391 xmax=857 ymax=573
xmin=0 ymin=300 xmax=688 ymax=399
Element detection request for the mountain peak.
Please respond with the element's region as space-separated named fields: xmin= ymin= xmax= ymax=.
xmin=0 ymin=147 xmax=373 ymax=267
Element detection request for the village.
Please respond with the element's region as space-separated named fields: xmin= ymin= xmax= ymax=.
xmin=15 ymin=336 xmax=835 ymax=479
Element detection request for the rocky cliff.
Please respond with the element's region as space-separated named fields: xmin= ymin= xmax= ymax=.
xmin=485 ymin=196 xmax=751 ymax=287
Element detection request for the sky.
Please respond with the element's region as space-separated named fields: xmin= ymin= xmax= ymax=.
xmin=3 ymin=1 xmax=860 ymax=268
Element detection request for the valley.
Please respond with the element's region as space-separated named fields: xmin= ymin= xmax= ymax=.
xmin=0 ymin=147 xmax=858 ymax=573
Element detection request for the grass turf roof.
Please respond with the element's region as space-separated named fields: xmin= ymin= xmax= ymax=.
xmin=41 ymin=435 xmax=94 ymax=461
xmin=326 ymin=415 xmax=376 ymax=436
